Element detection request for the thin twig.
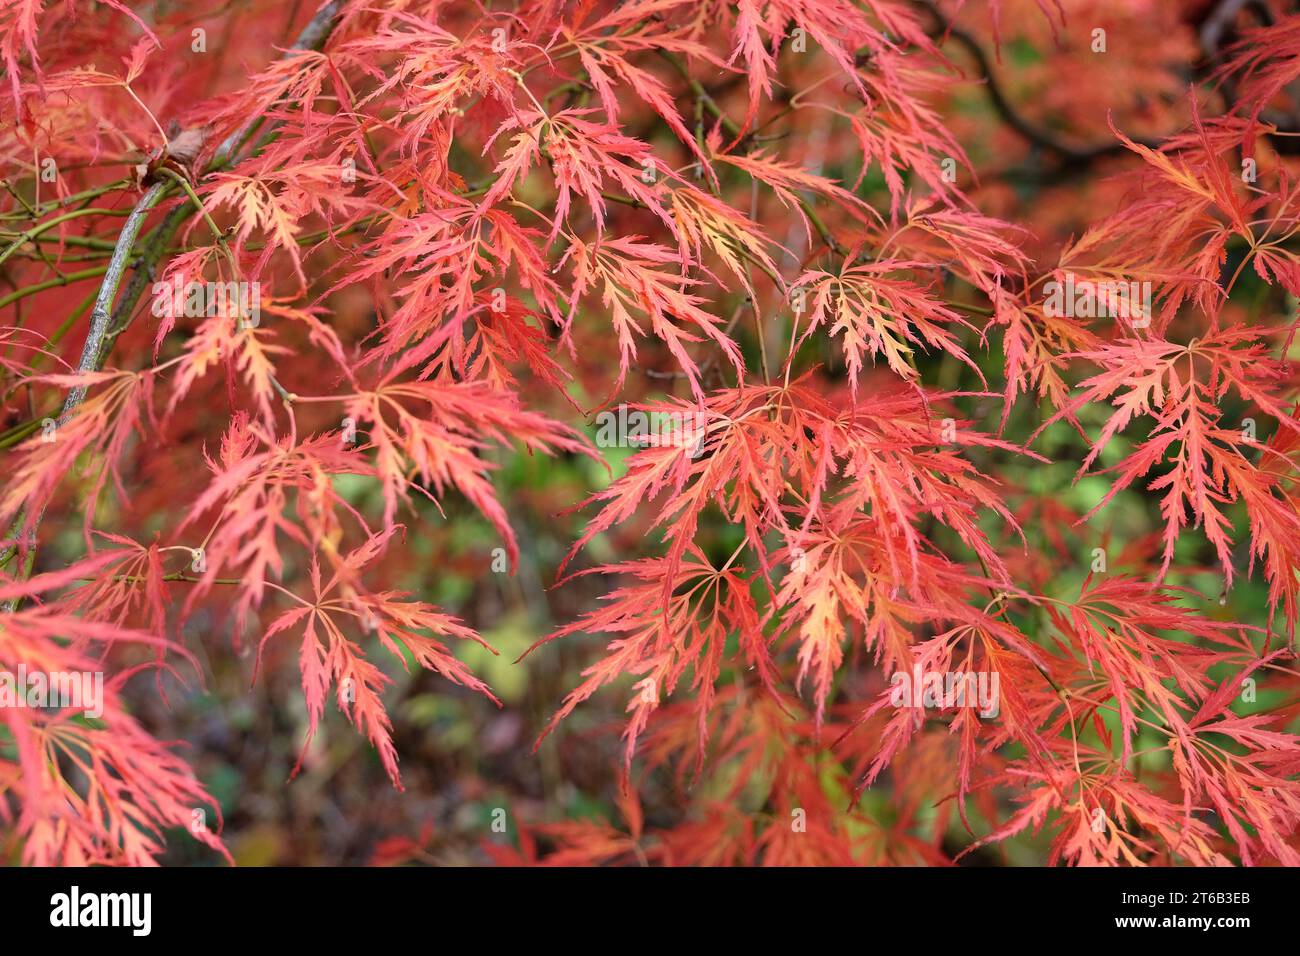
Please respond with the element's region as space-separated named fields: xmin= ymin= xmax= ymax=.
xmin=211 ymin=0 xmax=347 ymax=169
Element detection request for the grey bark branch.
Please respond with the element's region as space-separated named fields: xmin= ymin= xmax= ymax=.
xmin=59 ymin=181 xmax=169 ymax=419
xmin=211 ymin=0 xmax=347 ymax=168
xmin=918 ymin=6 xmax=1160 ymax=164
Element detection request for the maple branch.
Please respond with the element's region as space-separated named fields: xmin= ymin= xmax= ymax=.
xmin=0 ymin=265 xmax=110 ymax=310
xmin=102 ymin=0 xmax=347 ymax=377
xmin=211 ymin=0 xmax=347 ymax=169
xmin=915 ymin=0 xmax=1160 ymax=165
xmin=0 ymin=207 xmax=132 ymax=271
xmin=59 ymin=181 xmax=170 ymax=418
xmin=97 ymin=201 xmax=194 ymax=360
xmin=1 ymin=183 xmax=175 ymax=601
xmin=1199 ymin=0 xmax=1273 ymax=56
xmin=1193 ymin=0 xmax=1300 ymax=156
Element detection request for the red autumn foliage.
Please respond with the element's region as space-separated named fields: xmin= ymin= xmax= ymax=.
xmin=2 ymin=0 xmax=1300 ymax=866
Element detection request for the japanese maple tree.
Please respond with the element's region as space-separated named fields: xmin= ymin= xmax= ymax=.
xmin=2 ymin=0 xmax=1300 ymax=866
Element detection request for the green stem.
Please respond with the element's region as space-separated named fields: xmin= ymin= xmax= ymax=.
xmin=0 ymin=265 xmax=111 ymax=310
